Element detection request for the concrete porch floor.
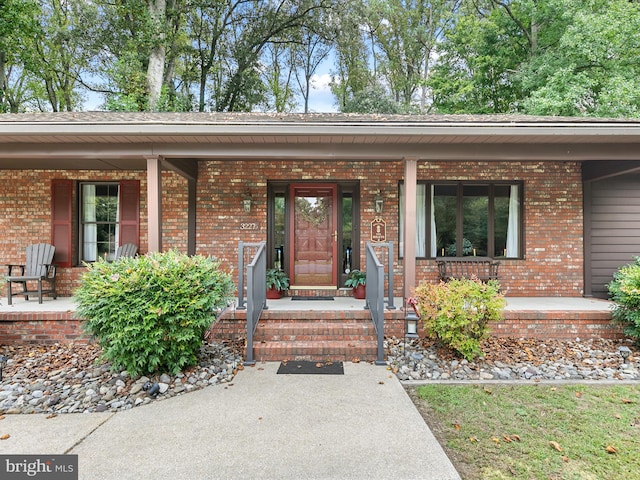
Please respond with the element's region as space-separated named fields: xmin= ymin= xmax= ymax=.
xmin=0 ymin=294 xmax=615 ymax=313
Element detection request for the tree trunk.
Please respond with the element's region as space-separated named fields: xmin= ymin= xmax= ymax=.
xmin=147 ymin=0 xmax=167 ymax=111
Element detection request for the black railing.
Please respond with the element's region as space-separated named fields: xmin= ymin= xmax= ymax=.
xmin=238 ymin=241 xmax=267 ymax=366
xmin=365 ymin=242 xmax=390 ymax=365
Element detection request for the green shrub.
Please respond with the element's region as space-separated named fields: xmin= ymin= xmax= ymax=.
xmin=608 ymin=257 xmax=640 ymax=343
xmin=413 ymin=277 xmax=505 ymax=361
xmin=75 ymin=250 xmax=234 ymax=376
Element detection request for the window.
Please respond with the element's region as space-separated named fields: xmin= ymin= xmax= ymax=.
xmin=80 ymin=183 xmax=120 ymax=261
xmin=400 ymin=182 xmax=522 ymax=259
xmin=51 ymin=179 xmax=140 ymax=267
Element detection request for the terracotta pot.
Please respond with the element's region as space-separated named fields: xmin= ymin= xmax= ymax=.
xmin=266 ymin=287 xmax=283 ymax=299
xmin=352 ymin=284 xmax=366 ymax=299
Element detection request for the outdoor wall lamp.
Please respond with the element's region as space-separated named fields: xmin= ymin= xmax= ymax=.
xmin=0 ymin=354 xmax=8 ymax=381
xmin=619 ymin=346 xmax=631 ymax=363
xmin=243 ymin=191 xmax=252 ymax=213
xmin=374 ymin=191 xmax=383 ymax=214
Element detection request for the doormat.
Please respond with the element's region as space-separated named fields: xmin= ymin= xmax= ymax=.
xmin=290 ymin=296 xmax=334 ymax=301
xmin=277 ymin=360 xmax=344 ymax=375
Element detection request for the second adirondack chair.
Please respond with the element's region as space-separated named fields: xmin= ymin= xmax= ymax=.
xmin=114 ymin=243 xmax=138 ymax=260
xmin=6 ymin=243 xmax=57 ymax=305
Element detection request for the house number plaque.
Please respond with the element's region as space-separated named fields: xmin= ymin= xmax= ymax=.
xmin=370 ymin=217 xmax=386 ymax=242
xmin=240 ymin=222 xmax=259 ymax=230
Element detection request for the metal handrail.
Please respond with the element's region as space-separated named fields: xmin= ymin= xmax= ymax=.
xmin=365 ymin=242 xmax=387 ymax=365
xmin=367 ymin=242 xmax=396 ymax=309
xmin=239 ymin=241 xmax=267 ymax=366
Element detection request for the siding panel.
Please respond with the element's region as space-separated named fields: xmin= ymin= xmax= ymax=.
xmin=588 ymin=174 xmax=640 ymax=298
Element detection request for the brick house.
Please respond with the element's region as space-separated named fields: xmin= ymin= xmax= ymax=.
xmin=1 ymin=112 xmax=639 ymax=350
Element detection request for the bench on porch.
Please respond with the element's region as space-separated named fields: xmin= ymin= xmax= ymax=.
xmin=436 ymin=257 xmax=500 ymax=282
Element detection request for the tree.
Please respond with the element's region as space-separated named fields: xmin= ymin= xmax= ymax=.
xmin=520 ymin=0 xmax=640 ymax=117
xmin=0 ymin=0 xmax=39 ymax=112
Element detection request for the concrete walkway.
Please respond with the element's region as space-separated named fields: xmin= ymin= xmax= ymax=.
xmin=0 ymin=362 xmax=460 ymax=480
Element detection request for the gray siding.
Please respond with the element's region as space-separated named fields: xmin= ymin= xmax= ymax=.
xmin=587 ymin=175 xmax=640 ymax=298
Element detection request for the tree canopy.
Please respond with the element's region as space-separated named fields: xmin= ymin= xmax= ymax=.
xmin=1 ymin=0 xmax=638 ymax=117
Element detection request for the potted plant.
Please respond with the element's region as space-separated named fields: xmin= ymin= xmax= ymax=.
xmin=266 ymin=268 xmax=289 ymax=299
xmin=345 ymin=269 xmax=366 ymax=299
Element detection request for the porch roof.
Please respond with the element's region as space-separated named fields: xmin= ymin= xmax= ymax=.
xmin=1 ymin=112 xmax=640 ymax=169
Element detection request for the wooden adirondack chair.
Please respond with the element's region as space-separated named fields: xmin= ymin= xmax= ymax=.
xmin=114 ymin=243 xmax=138 ymax=260
xmin=5 ymin=243 xmax=57 ymax=305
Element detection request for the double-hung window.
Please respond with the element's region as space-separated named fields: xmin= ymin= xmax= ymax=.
xmin=400 ymin=182 xmax=523 ymax=259
xmin=80 ymin=183 xmax=120 ymax=262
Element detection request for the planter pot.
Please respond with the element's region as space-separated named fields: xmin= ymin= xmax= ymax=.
xmin=352 ymin=284 xmax=366 ymax=299
xmin=266 ymin=287 xmax=283 ymax=299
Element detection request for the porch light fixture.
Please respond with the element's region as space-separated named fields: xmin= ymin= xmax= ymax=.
xmin=619 ymin=346 xmax=631 ymax=363
xmin=0 ymin=354 xmax=8 ymax=381
xmin=374 ymin=191 xmax=383 ymax=214
xmin=243 ymin=191 xmax=252 ymax=213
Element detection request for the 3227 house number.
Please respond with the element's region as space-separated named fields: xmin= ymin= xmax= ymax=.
xmin=240 ymin=222 xmax=259 ymax=230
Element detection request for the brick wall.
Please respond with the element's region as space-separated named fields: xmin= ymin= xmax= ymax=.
xmin=196 ymin=159 xmax=583 ymax=297
xmin=0 ymin=159 xmax=583 ymax=297
xmin=0 ymin=169 xmax=188 ymax=297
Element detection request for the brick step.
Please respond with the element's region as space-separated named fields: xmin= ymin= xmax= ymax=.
xmin=255 ymin=321 xmax=376 ymax=342
xmin=252 ymin=340 xmax=378 ymax=362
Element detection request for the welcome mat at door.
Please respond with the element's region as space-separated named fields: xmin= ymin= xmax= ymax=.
xmin=277 ymin=361 xmax=344 ymax=375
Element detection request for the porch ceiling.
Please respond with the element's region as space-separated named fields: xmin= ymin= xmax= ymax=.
xmin=1 ymin=112 xmax=640 ymax=168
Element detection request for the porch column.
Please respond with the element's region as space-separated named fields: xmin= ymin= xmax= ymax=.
xmin=146 ymin=156 xmax=163 ymax=252
xmin=403 ymin=157 xmax=418 ymax=300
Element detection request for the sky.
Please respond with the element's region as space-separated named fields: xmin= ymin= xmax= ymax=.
xmin=83 ymin=72 xmax=338 ymax=113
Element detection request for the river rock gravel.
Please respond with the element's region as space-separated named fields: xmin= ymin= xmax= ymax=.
xmin=0 ymin=340 xmax=244 ymax=415
xmin=388 ymin=336 xmax=640 ymax=382
xmin=1 ymin=336 xmax=638 ymax=415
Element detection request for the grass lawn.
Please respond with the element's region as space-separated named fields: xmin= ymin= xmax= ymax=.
xmin=410 ymin=384 xmax=640 ymax=480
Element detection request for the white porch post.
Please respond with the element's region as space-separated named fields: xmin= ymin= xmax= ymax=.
xmin=146 ymin=156 xmax=163 ymax=252
xmin=403 ymin=157 xmax=418 ymax=300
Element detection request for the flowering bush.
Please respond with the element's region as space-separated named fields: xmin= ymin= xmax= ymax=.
xmin=608 ymin=257 xmax=640 ymax=343
xmin=75 ymin=250 xmax=234 ymax=376
xmin=413 ymin=277 xmax=505 ymax=360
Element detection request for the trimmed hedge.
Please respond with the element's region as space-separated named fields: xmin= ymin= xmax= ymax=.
xmin=75 ymin=250 xmax=234 ymax=376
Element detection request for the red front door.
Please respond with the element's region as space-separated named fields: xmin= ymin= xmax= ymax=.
xmin=289 ymin=184 xmax=338 ymax=287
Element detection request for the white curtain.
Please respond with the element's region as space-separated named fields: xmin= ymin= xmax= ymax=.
xmin=506 ymin=185 xmax=519 ymax=257
xmin=430 ymin=185 xmax=437 ymax=257
xmin=82 ymin=185 xmax=97 ymax=261
xmin=113 ymin=187 xmax=120 ymax=260
xmin=416 ymin=184 xmax=426 ymax=257
xmin=399 ymin=184 xmax=427 ymax=257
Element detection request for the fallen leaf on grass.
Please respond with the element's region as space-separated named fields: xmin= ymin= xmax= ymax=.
xmin=469 ymin=437 xmax=478 ymax=443
xmin=605 ymin=445 xmax=618 ymax=454
xmin=614 ymin=414 xmax=622 ymax=419
xmin=483 ymin=387 xmax=492 ymax=395
xmin=575 ymin=391 xmax=582 ymax=398
xmin=622 ymin=398 xmax=634 ymax=404
xmin=453 ymin=423 xmax=461 ymax=431
xmin=0 ymin=434 xmax=9 ymax=440
xmin=562 ymin=456 xmax=569 ymax=463
xmin=510 ymin=434 xmax=521 ymax=442
xmin=550 ymin=441 xmax=563 ymax=452
xmin=502 ymin=435 xmax=513 ymax=443
xmin=491 ymin=437 xmax=501 ymax=445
